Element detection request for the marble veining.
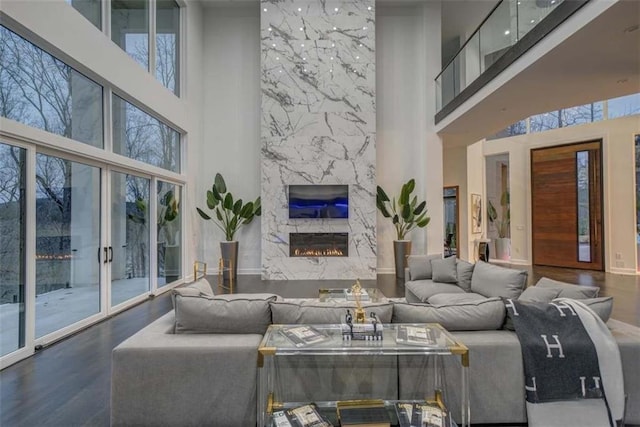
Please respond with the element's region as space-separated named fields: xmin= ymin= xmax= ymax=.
xmin=261 ymin=0 xmax=376 ymax=280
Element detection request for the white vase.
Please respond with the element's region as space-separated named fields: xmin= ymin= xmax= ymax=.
xmin=494 ymin=237 xmax=511 ymax=260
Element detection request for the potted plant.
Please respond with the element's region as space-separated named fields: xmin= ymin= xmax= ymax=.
xmin=487 ymin=190 xmax=510 ymax=260
xmin=376 ymin=179 xmax=431 ymax=278
xmin=158 ymin=190 xmax=180 ymax=281
xmin=129 ymin=190 xmax=181 ymax=281
xmin=196 ymin=173 xmax=261 ymax=280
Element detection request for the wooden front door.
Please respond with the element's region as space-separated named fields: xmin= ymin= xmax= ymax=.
xmin=531 ymin=141 xmax=603 ymax=270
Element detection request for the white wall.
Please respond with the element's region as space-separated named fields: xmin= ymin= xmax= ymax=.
xmin=375 ymin=3 xmax=443 ymax=272
xmin=197 ymin=5 xmax=262 ymax=274
xmin=481 ymin=115 xmax=639 ymax=273
xmin=193 ymin=3 xmax=445 ymax=274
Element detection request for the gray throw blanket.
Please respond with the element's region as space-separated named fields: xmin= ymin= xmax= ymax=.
xmin=506 ymin=298 xmax=625 ymax=427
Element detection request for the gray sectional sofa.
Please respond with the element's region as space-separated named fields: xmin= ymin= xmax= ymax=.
xmin=111 ymin=258 xmax=640 ymax=427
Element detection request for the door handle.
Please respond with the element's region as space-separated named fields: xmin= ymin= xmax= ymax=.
xmin=104 ymin=247 xmax=108 ymax=264
xmin=109 ymin=246 xmax=113 ymax=262
xmin=98 ymin=247 xmax=101 ymax=263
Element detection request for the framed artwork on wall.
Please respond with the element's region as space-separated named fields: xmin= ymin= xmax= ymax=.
xmin=471 ymin=193 xmax=482 ymax=234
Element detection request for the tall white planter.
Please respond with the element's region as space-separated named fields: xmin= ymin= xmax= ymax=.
xmin=494 ymin=237 xmax=511 ymax=261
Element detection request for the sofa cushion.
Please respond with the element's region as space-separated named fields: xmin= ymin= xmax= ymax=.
xmin=270 ymin=300 xmax=393 ymax=324
xmin=536 ymin=277 xmax=599 ymax=299
xmin=427 ymin=293 xmax=486 ymax=305
xmin=456 ymin=260 xmax=475 ymax=291
xmin=470 ymin=261 xmax=527 ymax=299
xmin=404 ymin=280 xmax=466 ymax=303
xmin=431 ymin=256 xmax=458 ymax=283
xmin=173 ymin=293 xmax=278 ymax=334
xmin=391 ymin=298 xmax=506 ymax=331
xmin=407 ymin=254 xmax=442 ymax=280
xmin=171 ymin=278 xmax=215 ymax=307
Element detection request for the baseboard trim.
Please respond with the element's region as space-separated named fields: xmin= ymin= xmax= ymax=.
xmin=377 ymin=267 xmax=395 ymax=274
xmin=608 ymin=267 xmax=637 ymax=276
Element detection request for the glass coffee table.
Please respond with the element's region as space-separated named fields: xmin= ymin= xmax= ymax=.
xmin=317 ymin=287 xmax=386 ymax=302
xmin=257 ymin=323 xmax=469 ymax=427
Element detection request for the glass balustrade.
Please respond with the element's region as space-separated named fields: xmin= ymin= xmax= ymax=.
xmin=436 ymin=0 xmax=565 ymax=112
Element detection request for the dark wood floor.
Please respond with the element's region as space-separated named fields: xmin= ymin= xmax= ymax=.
xmin=0 ymin=268 xmax=638 ymax=426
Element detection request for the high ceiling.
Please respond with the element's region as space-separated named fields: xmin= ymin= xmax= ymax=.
xmin=436 ymin=0 xmax=640 ymax=146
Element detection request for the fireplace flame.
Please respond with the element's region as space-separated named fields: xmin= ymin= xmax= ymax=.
xmin=293 ymin=248 xmax=345 ymax=257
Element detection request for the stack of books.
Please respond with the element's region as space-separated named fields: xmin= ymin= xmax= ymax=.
xmin=280 ymin=326 xmax=330 ymax=347
xmin=344 ymin=288 xmax=370 ymax=301
xmin=395 ymin=402 xmax=445 ymax=427
xmin=337 ymin=400 xmax=390 ymax=427
xmin=273 ymin=403 xmax=332 ymax=427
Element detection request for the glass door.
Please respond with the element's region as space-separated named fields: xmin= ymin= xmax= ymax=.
xmin=34 ymin=153 xmax=102 ymax=339
xmin=0 ymin=143 xmax=27 ymax=357
xmin=110 ymin=171 xmax=151 ymax=307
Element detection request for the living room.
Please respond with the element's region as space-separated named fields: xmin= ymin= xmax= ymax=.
xmin=0 ymin=0 xmax=639 ymax=426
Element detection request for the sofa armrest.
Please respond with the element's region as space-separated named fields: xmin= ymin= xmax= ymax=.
xmin=111 ymin=312 xmax=263 ymax=427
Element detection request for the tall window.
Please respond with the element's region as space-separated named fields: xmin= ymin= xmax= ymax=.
xmin=111 ymin=0 xmax=149 ymax=71
xmin=0 ymin=26 xmax=104 ymax=148
xmin=156 ymin=1 xmax=180 ymax=95
xmin=66 ymin=0 xmax=102 ymax=30
xmin=0 ymin=143 xmax=26 ymax=357
xmin=112 ymin=95 xmax=181 ymax=173
xmin=35 ymin=153 xmax=101 ymax=338
xmin=111 ymin=0 xmax=181 ymax=95
xmin=157 ymin=181 xmax=181 ymax=285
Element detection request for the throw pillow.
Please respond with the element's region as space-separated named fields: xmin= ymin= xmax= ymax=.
xmin=270 ymin=300 xmax=393 ymax=324
xmin=173 ymin=293 xmax=278 ymax=334
xmin=536 ymin=277 xmax=600 ymax=299
xmin=470 ymin=261 xmax=527 ymax=299
xmin=431 ymin=256 xmax=458 ymax=284
xmin=392 ymin=298 xmax=505 ymax=331
xmin=554 ymin=296 xmax=614 ymax=323
xmin=518 ymin=286 xmax=560 ymax=303
xmin=456 ymin=260 xmax=475 ymax=291
xmin=407 ymin=254 xmax=442 ymax=280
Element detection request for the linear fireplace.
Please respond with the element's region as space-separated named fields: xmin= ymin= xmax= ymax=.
xmin=289 ymin=233 xmax=349 ymax=257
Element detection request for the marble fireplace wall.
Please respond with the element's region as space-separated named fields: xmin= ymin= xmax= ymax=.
xmin=260 ymin=0 xmax=376 ymax=279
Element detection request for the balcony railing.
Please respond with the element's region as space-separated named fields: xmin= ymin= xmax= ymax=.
xmin=435 ymin=0 xmax=588 ymax=121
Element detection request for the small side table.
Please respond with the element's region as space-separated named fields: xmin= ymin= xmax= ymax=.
xmin=474 ymin=238 xmax=491 ymax=262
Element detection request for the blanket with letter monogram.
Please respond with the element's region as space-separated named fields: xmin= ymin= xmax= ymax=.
xmin=505 ymin=298 xmax=624 ymax=427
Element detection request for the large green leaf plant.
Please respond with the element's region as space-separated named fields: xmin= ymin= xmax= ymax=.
xmin=487 ymin=190 xmax=510 ymax=238
xmin=196 ymin=173 xmax=261 ymax=241
xmin=376 ymin=179 xmax=431 ymax=240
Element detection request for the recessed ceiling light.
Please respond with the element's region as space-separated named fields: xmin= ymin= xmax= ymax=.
xmin=504 ymin=30 xmax=510 ymax=35
xmin=359 ymin=43 xmax=363 ymax=47
xmin=329 ymin=69 xmax=333 ymax=73
xmin=363 ymin=26 xmax=367 ymax=30
xmin=331 ymin=43 xmax=335 ymax=47
xmin=356 ymin=56 xmax=360 ymax=59
xmin=530 ymin=19 xmax=535 ymax=24
xmin=330 ymin=57 xmax=334 ymax=60
xmin=263 ymin=8 xmax=267 ymax=12
xmin=334 ymin=7 xmax=338 ymax=12
xmin=367 ymin=6 xmax=372 ymax=10
xmin=301 ymin=43 xmax=304 ymax=47
xmin=272 ymin=43 xmax=276 ymax=47
xmin=300 ymin=27 xmax=303 ymax=31
xmin=333 ymin=27 xmax=337 ymax=30
xmin=297 ymin=7 xmax=302 ymax=12
xmin=551 ymin=0 xmax=556 ymax=3
xmin=303 ymin=57 xmax=306 ymax=61
xmin=304 ymin=69 xmax=307 ymax=72
xmin=268 ymin=27 xmax=272 ymax=32
xmin=276 ymin=57 xmax=279 ymax=60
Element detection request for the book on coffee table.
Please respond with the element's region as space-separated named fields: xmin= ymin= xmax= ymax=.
xmin=337 ymin=400 xmax=390 ymax=427
xmin=395 ymin=325 xmax=437 ymax=347
xmin=280 ymin=326 xmax=330 ymax=347
xmin=273 ymin=403 xmax=332 ymax=427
